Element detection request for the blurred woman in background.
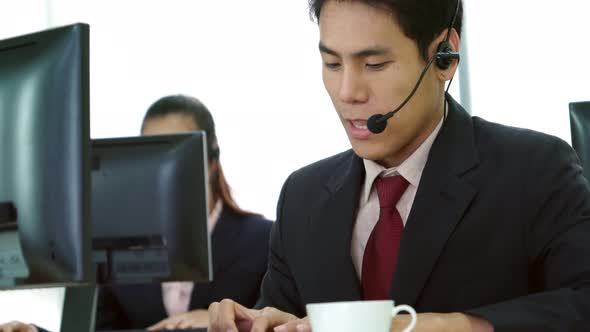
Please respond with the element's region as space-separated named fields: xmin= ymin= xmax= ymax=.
xmin=99 ymin=94 xmax=273 ymax=330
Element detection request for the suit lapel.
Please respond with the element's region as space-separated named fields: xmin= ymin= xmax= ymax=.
xmin=306 ymin=152 xmax=364 ymax=303
xmin=390 ymin=97 xmax=480 ymax=306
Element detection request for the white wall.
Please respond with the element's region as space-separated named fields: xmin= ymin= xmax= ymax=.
xmin=0 ymin=0 xmax=50 ymax=39
xmin=463 ymin=1 xmax=590 ymax=141
xmin=45 ymin=0 xmax=349 ymax=221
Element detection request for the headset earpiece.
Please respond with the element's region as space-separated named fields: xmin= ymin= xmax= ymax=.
xmin=435 ymin=40 xmax=460 ymax=70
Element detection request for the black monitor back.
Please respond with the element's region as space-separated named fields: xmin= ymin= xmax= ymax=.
xmin=91 ymin=134 xmax=211 ymax=284
xmin=0 ymin=23 xmax=91 ymax=287
xmin=570 ymin=101 xmax=590 ymax=181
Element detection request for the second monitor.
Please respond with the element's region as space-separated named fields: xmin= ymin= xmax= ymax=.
xmin=91 ymin=133 xmax=211 ymax=284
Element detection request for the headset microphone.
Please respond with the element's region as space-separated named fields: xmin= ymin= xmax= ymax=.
xmin=367 ymin=0 xmax=461 ymax=134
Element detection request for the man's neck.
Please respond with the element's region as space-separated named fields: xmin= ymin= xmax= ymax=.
xmin=379 ymin=110 xmax=444 ymax=168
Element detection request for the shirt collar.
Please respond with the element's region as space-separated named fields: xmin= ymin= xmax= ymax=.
xmin=362 ymin=117 xmax=444 ymax=203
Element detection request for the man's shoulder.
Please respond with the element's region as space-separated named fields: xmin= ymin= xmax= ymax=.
xmin=277 ymin=149 xmax=358 ymax=205
xmin=471 ymin=116 xmax=572 ymax=159
xmin=289 ymin=149 xmax=357 ymax=182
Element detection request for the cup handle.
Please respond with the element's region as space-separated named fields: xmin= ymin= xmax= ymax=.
xmin=391 ymin=304 xmax=417 ymax=332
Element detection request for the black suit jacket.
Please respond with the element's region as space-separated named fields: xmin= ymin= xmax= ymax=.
xmin=256 ymin=98 xmax=590 ymax=331
xmin=96 ymin=207 xmax=272 ymax=329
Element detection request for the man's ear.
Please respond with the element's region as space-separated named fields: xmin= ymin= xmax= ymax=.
xmin=433 ymin=28 xmax=461 ymax=81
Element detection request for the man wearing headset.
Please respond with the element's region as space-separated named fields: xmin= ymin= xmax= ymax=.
xmin=5 ymin=1 xmax=585 ymax=332
xmin=207 ymin=0 xmax=590 ymax=331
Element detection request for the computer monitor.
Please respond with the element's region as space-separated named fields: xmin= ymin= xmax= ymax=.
xmin=91 ymin=133 xmax=211 ymax=284
xmin=569 ymin=101 xmax=590 ymax=181
xmin=0 ymin=23 xmax=92 ymax=288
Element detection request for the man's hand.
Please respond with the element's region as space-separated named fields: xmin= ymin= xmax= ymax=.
xmin=207 ymin=299 xmax=494 ymax=332
xmin=270 ymin=312 xmax=491 ymax=332
xmin=147 ymin=309 xmax=209 ymax=330
xmin=0 ymin=321 xmax=38 ymax=332
xmin=208 ymin=299 xmax=301 ymax=332
xmin=270 ymin=317 xmax=309 ymax=332
xmin=391 ymin=313 xmax=493 ymax=332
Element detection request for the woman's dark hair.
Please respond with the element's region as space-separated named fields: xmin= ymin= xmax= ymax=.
xmin=308 ymin=0 xmax=463 ymax=61
xmin=141 ymin=94 xmax=257 ymax=217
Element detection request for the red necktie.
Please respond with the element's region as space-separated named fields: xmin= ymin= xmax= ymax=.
xmin=361 ymin=175 xmax=409 ymax=300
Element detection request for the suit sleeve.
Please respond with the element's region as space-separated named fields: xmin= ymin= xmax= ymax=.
xmin=465 ymin=138 xmax=590 ymax=331
xmin=255 ymin=174 xmax=306 ymax=318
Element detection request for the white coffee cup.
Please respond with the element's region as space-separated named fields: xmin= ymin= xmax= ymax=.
xmin=306 ymin=300 xmax=417 ymax=332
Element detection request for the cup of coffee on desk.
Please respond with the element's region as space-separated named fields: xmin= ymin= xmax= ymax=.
xmin=306 ymin=300 xmax=416 ymax=332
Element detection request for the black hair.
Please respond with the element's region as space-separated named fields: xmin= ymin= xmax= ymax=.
xmin=142 ymin=94 xmax=220 ymax=161
xmin=309 ymin=0 xmax=463 ymax=60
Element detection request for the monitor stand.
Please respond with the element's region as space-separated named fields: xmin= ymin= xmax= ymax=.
xmin=93 ymin=235 xmax=171 ymax=284
xmin=61 ymin=285 xmax=97 ymax=332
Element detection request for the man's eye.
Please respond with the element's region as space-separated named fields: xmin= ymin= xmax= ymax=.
xmin=366 ymin=62 xmax=389 ymax=70
xmin=324 ymin=62 xmax=341 ymax=70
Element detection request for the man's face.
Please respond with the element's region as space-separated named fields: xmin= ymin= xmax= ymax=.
xmin=319 ymin=0 xmax=446 ymax=167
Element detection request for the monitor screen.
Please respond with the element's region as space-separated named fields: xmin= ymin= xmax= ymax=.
xmin=570 ymin=101 xmax=590 ymax=181
xmin=91 ymin=133 xmax=211 ymax=284
xmin=0 ymin=23 xmax=92 ymax=287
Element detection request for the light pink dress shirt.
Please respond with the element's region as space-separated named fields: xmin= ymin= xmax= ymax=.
xmin=351 ymin=118 xmax=443 ymax=280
